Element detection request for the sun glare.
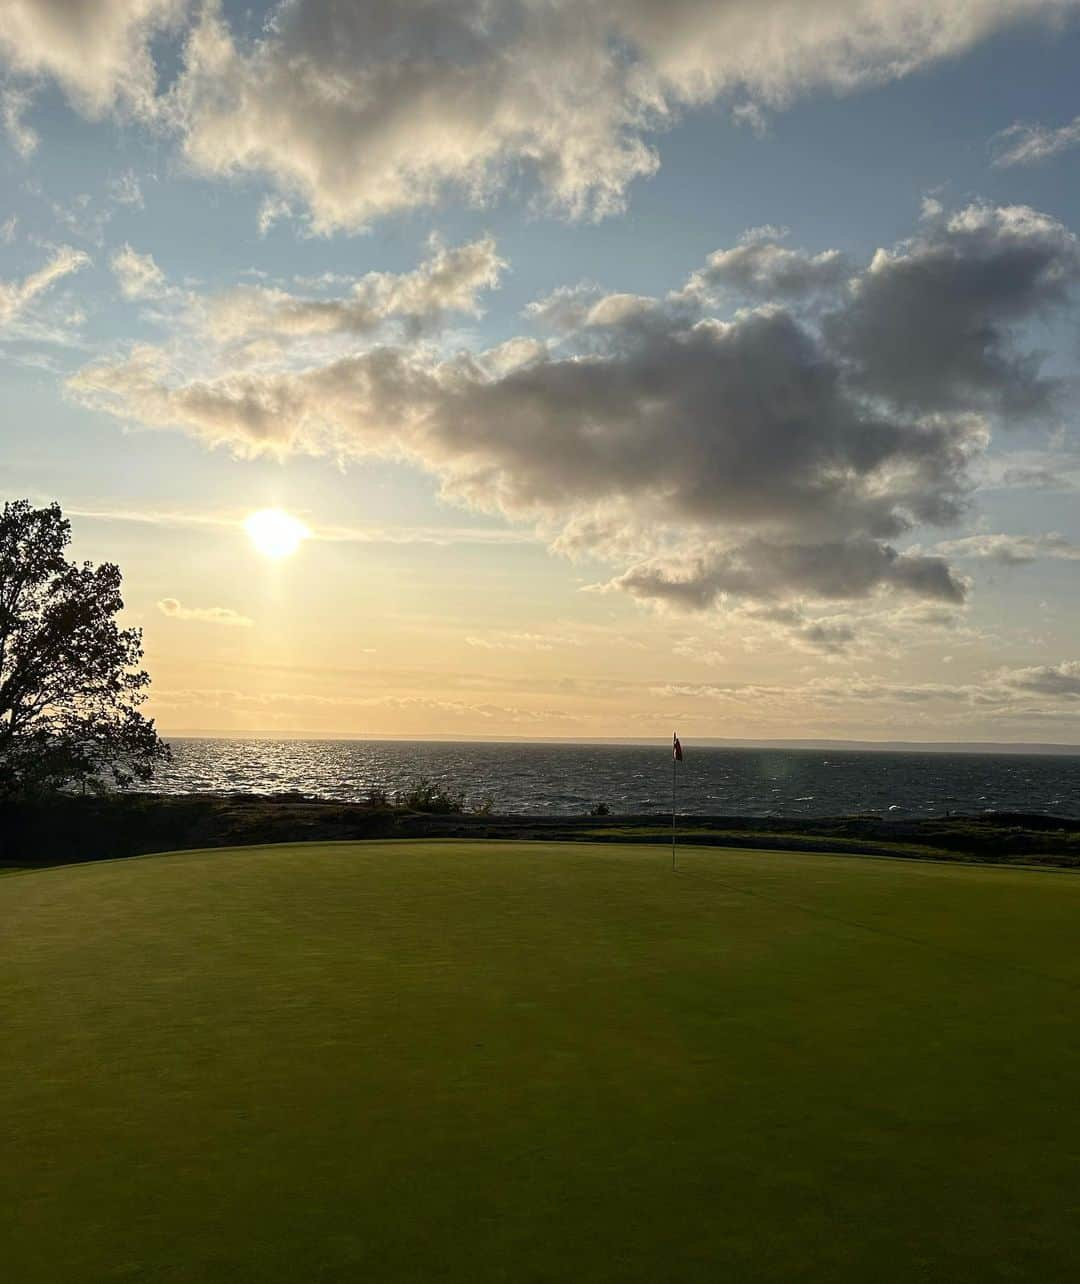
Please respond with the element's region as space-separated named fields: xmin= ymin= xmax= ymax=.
xmin=244 ymin=509 xmax=310 ymax=559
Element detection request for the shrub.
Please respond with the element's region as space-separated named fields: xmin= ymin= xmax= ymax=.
xmin=589 ymin=802 xmax=610 ymax=816
xmin=397 ymin=776 xmax=465 ymax=815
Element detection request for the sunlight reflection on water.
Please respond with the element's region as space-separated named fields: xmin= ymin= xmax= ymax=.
xmin=151 ymin=740 xmax=1080 ymax=818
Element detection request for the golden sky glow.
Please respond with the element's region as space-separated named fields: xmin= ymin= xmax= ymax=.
xmin=5 ymin=2 xmax=1080 ymax=743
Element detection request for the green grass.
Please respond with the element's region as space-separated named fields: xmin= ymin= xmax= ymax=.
xmin=4 ymin=840 xmax=1080 ymax=1282
xmin=569 ymin=825 xmax=962 ymax=861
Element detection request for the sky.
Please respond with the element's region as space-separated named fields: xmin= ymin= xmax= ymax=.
xmin=3 ymin=0 xmax=1080 ymax=743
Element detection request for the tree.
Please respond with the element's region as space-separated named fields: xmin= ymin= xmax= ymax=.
xmin=0 ymin=500 xmax=169 ymax=798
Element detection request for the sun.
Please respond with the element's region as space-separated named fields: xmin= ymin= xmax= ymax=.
xmin=244 ymin=509 xmax=310 ymax=559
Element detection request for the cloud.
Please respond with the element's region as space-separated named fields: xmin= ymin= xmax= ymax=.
xmin=656 ymin=665 xmax=1080 ymax=712
xmin=48 ymin=192 xmax=112 ymax=247
xmin=5 ymin=2 xmax=1078 ymax=231
xmin=652 ymin=677 xmax=986 ymax=705
xmin=205 ymin=234 xmax=505 ymax=342
xmin=0 ymin=0 xmax=183 ymax=118
xmin=824 ymin=203 xmax=1080 ymax=417
xmin=466 ymin=630 xmax=585 ymax=652
xmin=703 ymin=597 xmax=984 ymax=660
xmin=108 ymin=169 xmax=144 ymax=208
xmin=672 ymin=638 xmax=726 ymax=666
xmin=70 ymin=201 xmax=1080 ymax=617
xmin=1 ymin=83 xmax=38 ymax=156
xmin=0 ymin=244 xmax=90 ymax=326
xmin=927 ymin=532 xmax=1080 ymax=564
xmin=71 ymin=304 xmax=985 ymax=554
xmin=609 ymin=539 xmax=967 ymax=609
xmin=165 ymin=0 xmax=1080 ymax=230
xmin=1000 ymin=661 xmax=1080 ymax=697
xmin=522 ymin=286 xmax=586 ymax=330
xmin=256 ymin=195 xmax=293 ymax=238
xmin=735 ymin=604 xmax=863 ymax=656
xmin=110 ymin=244 xmax=166 ymax=299
xmin=731 ymin=102 xmax=769 ymax=135
xmin=157 ymin=597 xmax=253 ymax=627
xmin=66 ymin=502 xmax=538 ymax=547
xmin=683 ymin=227 xmax=851 ymax=300
xmin=999 ymin=464 xmax=1076 ymax=491
xmin=992 ymin=115 xmax=1080 ymax=166
xmin=148 ymin=686 xmax=570 ymax=729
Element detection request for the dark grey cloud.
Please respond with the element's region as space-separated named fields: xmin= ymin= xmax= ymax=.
xmin=612 ymin=539 xmax=966 ymax=610
xmin=825 ymin=203 xmax=1080 ymax=417
xmin=71 ymin=200 xmax=1080 ymax=617
xmin=73 ymin=300 xmax=981 ymax=610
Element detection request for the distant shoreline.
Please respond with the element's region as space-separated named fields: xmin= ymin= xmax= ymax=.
xmin=155 ymin=733 xmax=1080 ymax=757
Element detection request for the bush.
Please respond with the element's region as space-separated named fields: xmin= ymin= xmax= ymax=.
xmin=470 ymin=796 xmax=495 ymax=816
xmin=397 ymin=777 xmax=465 ymax=815
xmin=364 ymin=785 xmax=390 ymax=808
xmin=589 ymin=802 xmax=610 ymax=816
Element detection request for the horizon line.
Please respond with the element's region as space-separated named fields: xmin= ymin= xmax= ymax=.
xmin=153 ymin=731 xmax=1080 ymax=755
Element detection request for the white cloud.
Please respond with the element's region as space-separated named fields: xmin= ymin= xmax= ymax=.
xmin=165 ymin=0 xmax=1080 ymax=230
xmin=0 ymin=0 xmax=184 ymax=118
xmin=1 ymin=83 xmax=38 ymax=156
xmin=64 ymin=504 xmax=538 ymax=547
xmin=148 ymin=686 xmax=569 ymax=728
xmin=731 ymin=102 xmax=769 ymax=135
xmin=655 ymin=663 xmax=1080 ymax=714
xmin=927 ymin=532 xmax=1080 ymax=564
xmin=673 ymin=638 xmax=726 ymax=666
xmin=157 ymin=597 xmax=253 ymax=627
xmin=992 ymin=114 xmax=1080 ymax=166
xmin=4 ymin=1 xmax=1078 ymax=230
xmin=466 ymin=631 xmax=585 ymax=652
xmin=316 ymin=522 xmax=536 ymax=547
xmin=256 ymin=194 xmax=292 ymax=238
xmin=108 ymin=169 xmax=144 ymax=208
xmin=205 ymin=234 xmax=505 ymax=342
xmin=1000 ymin=464 xmax=1078 ymax=491
xmin=683 ymin=229 xmax=850 ymax=300
xmin=1001 ymin=660 xmax=1080 ymax=696
xmin=110 ymin=244 xmax=166 ymax=299
xmin=48 ymin=192 xmax=112 ymax=247
xmin=0 ymin=244 xmax=90 ymax=326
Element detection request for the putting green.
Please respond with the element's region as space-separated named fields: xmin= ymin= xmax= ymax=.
xmin=3 ymin=840 xmax=1079 ymax=1282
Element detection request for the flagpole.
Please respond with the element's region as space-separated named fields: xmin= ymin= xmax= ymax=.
xmin=672 ymin=734 xmax=677 ymax=873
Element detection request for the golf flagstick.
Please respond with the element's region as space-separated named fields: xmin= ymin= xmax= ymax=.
xmin=672 ymin=732 xmax=682 ymax=871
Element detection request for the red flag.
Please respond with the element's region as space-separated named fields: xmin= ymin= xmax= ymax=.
xmin=673 ymin=732 xmax=683 ymax=762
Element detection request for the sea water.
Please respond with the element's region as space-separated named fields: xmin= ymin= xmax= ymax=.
xmin=151 ymin=739 xmax=1080 ymax=819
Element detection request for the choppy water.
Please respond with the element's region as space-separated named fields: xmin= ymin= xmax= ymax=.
xmin=151 ymin=739 xmax=1080 ymax=819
